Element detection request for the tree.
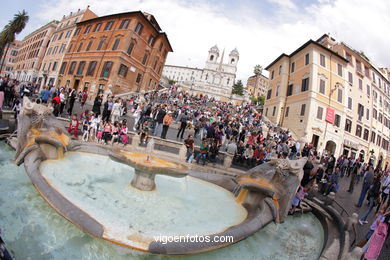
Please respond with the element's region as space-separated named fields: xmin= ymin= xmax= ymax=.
xmin=232 ymin=80 xmax=244 ymax=96
xmin=253 ymin=64 xmax=263 ymax=76
xmin=0 ymin=10 xmax=29 ymax=73
xmin=168 ymin=79 xmax=177 ymax=85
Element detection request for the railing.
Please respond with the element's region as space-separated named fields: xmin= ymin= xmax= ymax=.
xmin=328 ymin=199 xmax=357 ymax=247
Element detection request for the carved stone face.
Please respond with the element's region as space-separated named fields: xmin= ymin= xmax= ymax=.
xmin=22 ymin=97 xmax=54 ymax=126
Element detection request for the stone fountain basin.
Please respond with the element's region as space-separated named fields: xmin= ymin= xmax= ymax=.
xmin=21 ymin=143 xmax=278 ymax=255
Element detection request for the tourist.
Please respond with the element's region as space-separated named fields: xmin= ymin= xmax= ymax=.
xmin=102 ymin=121 xmax=112 ymax=144
xmin=364 ymin=215 xmax=390 ymax=260
xmin=52 ymin=94 xmax=61 ymax=117
xmin=110 ymin=121 xmax=120 ymax=145
xmin=39 ymin=87 xmax=50 ymax=104
xmin=119 ymin=119 xmax=129 ymax=145
xmin=376 ymin=171 xmax=390 ymax=212
xmin=184 ymin=135 xmax=195 ymax=163
xmin=132 ymin=103 xmax=143 ymax=131
xmin=111 ymin=99 xmax=122 ymax=123
xmin=359 ymin=175 xmax=382 ymax=225
xmin=59 ymin=89 xmax=66 ymax=115
xmin=196 ymin=138 xmax=209 ymax=166
xmin=67 ymin=114 xmax=79 ymax=138
xmin=81 ymin=91 xmax=88 ymax=108
xmin=67 ymin=89 xmax=76 ymax=115
xmin=177 ymin=111 xmax=189 ymax=139
xmin=161 ymin=111 xmax=173 ymax=139
xmin=324 ymin=167 xmax=340 ymax=195
xmin=348 ymin=159 xmax=362 ymax=193
xmin=82 ymin=115 xmax=91 ymax=142
xmin=153 ymin=105 xmax=169 ymax=135
xmin=356 ymin=165 xmax=375 ymax=207
xmin=92 ymin=95 xmax=102 ymax=117
xmin=102 ymin=98 xmax=113 ymax=122
xmin=90 ymin=114 xmax=101 ymax=142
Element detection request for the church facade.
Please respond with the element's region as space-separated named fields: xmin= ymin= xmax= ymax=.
xmin=162 ymin=45 xmax=239 ymax=101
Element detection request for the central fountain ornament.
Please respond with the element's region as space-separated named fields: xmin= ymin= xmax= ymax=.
xmin=11 ymin=99 xmax=310 ymax=255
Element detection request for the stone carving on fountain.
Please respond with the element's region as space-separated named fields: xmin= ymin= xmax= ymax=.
xmin=11 ymin=100 xmax=309 ymax=255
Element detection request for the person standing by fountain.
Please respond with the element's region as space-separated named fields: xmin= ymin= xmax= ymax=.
xmin=153 ymin=104 xmax=166 ymax=136
xmin=184 ymin=135 xmax=195 ymax=163
xmin=161 ymin=111 xmax=173 ymax=139
xmin=92 ymin=95 xmax=102 ymax=117
xmin=196 ymin=138 xmax=209 ymax=166
xmin=111 ymin=99 xmax=122 ymax=123
xmin=67 ymin=89 xmax=76 ymax=116
xmin=177 ymin=112 xmax=189 ymax=139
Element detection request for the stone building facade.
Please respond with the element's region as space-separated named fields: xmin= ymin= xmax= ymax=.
xmin=162 ymin=45 xmax=239 ymax=101
xmin=57 ymin=11 xmax=172 ymax=103
xmin=264 ymin=34 xmax=390 ymax=168
xmin=0 ymin=40 xmax=21 ymax=78
xmin=246 ymin=73 xmax=269 ymax=97
xmin=13 ymin=21 xmax=59 ymax=82
xmin=37 ymin=7 xmax=97 ymax=88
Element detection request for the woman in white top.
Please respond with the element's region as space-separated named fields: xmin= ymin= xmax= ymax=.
xmin=111 ymin=99 xmax=121 ymax=123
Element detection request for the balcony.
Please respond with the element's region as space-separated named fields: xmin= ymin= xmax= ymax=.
xmin=356 ymin=68 xmax=364 ymax=77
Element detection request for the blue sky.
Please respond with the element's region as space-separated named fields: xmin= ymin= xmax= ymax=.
xmin=1 ymin=0 xmax=390 ymax=81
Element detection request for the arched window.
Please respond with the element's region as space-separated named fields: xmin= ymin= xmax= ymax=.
xmin=227 ymin=78 xmax=230 ymax=85
xmin=205 ymin=73 xmax=208 ymax=80
xmin=231 ymin=58 xmax=235 ymax=64
xmin=210 ymin=55 xmax=214 ymax=61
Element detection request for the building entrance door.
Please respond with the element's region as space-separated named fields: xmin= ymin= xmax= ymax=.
xmin=73 ymin=79 xmax=80 ymax=91
xmin=311 ymin=134 xmax=320 ymax=149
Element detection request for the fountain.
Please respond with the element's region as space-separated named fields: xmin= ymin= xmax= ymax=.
xmin=0 ymin=97 xmax=351 ymax=259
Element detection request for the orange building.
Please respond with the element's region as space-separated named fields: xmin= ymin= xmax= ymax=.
xmin=246 ymin=73 xmax=269 ymax=97
xmin=57 ymin=11 xmax=173 ymax=103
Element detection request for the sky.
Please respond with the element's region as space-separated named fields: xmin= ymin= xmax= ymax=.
xmin=1 ymin=0 xmax=390 ymax=83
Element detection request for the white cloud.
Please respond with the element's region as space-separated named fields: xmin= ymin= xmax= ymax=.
xmin=20 ymin=0 xmax=390 ymax=83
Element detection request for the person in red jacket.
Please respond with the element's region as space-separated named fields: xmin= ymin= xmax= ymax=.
xmin=67 ymin=114 xmax=79 ymax=138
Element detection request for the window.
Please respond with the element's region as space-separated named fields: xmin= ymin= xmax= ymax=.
xmin=291 ymin=62 xmax=295 ymax=73
xmin=266 ymin=89 xmax=272 ymax=100
xmin=104 ymin=21 xmax=114 ymax=31
xmin=366 ymin=108 xmax=369 ymax=120
xmin=142 ymin=53 xmax=148 ymax=65
xmin=272 ymin=106 xmax=276 ymax=116
xmin=365 ymin=66 xmax=370 ymax=77
xmin=355 ymin=125 xmax=362 ymax=137
xmin=379 ymin=113 xmax=383 ymax=123
xmin=278 ymin=65 xmax=282 ymax=75
xmin=347 ymin=97 xmax=352 ymax=110
xmin=52 ymin=62 xmax=57 ymax=71
xmin=305 ymin=53 xmax=309 ymax=65
xmin=135 ymin=22 xmax=143 ymax=35
xmin=337 ymin=88 xmax=343 ymax=103
xmin=300 ymin=104 xmax=306 ymax=116
xmin=93 ymin=23 xmax=102 ymax=32
xmin=86 ymin=40 xmax=93 ymax=51
xmin=159 ymin=43 xmax=163 ymax=52
xmin=316 ymin=106 xmax=323 ymax=120
xmin=356 ymin=61 xmax=362 ymax=73
xmin=136 ymin=73 xmax=143 ymax=83
xmin=265 ymin=108 xmax=268 ymax=116
xmin=65 ymin=30 xmax=72 ymax=38
xmin=112 ymin=39 xmax=120 ymax=50
xmin=348 ymin=72 xmax=353 ymax=84
xmin=52 ymin=34 xmax=57 ymax=42
xmin=46 ymin=47 xmax=52 ymax=56
xmin=100 ymin=61 xmax=113 ymax=78
xmin=319 ymin=79 xmax=325 ymax=94
xmin=320 ymin=54 xmax=325 ymax=67
xmin=271 ymin=71 xmax=274 ymax=80
xmin=337 ymin=64 xmax=342 ymax=76
xmin=358 ymin=79 xmax=363 ymax=90
xmin=357 ymin=103 xmax=364 ymax=120
xmin=276 ymin=85 xmax=280 ymax=96
xmin=59 ymin=62 xmax=67 ymax=74
xmin=68 ymin=61 xmax=77 ymax=74
xmin=73 ymin=28 xmax=81 ymax=36
xmin=346 ymin=53 xmax=352 ymax=62
xmin=118 ymin=64 xmax=128 ymax=77
xmin=301 ymin=78 xmax=309 ymax=91
xmin=345 ymin=119 xmax=352 ymax=132
xmin=372 ymin=72 xmax=376 ymax=83
xmin=127 ymin=42 xmax=135 ymax=55
xmin=84 ymin=25 xmax=92 ymax=34
xmin=371 ymin=132 xmax=376 ymax=143
xmin=59 ymin=44 xmax=66 ymax=53
xmin=77 ymin=42 xmax=83 ymax=52
xmin=334 ymin=114 xmax=341 ymax=127
xmin=86 ymin=61 xmax=97 ymax=76
xmin=58 ymin=32 xmax=63 ymax=40
xmin=376 ymin=135 xmax=382 ymax=146
xmin=148 ymin=35 xmax=155 ymax=46
xmin=76 ymin=61 xmax=85 ymax=75
xmin=119 ymin=19 xmax=130 ymax=29
xmin=373 ymin=108 xmax=377 ymax=119
xmin=363 ymin=129 xmax=369 ymax=141
xmin=97 ymin=40 xmax=105 ymax=50
xmin=366 ymin=85 xmax=370 ymax=96
xmin=67 ymin=44 xmax=73 ymax=53
xmin=285 ymin=107 xmax=289 ymax=117
xmin=287 ymin=84 xmax=293 ymax=96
